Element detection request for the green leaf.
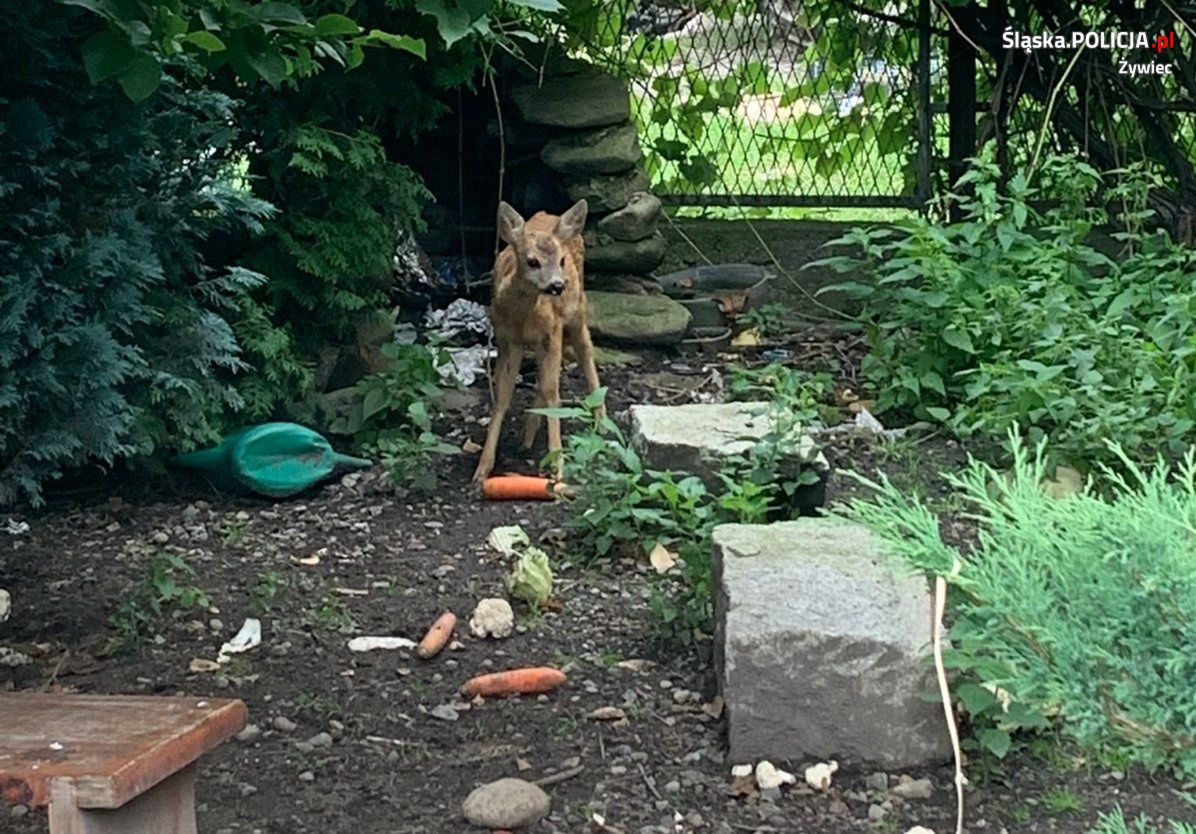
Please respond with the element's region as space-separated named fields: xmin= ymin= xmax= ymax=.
xmin=360 ymin=29 xmax=427 ymax=59
xmin=977 ymin=727 xmax=1012 ymax=758
xmin=314 ymin=13 xmax=360 ymax=35
xmin=920 ymin=370 xmax=946 ymax=396
xmin=415 ymin=0 xmax=475 ymax=46
xmin=955 ymin=682 xmax=997 ymax=715
xmin=81 ymin=28 xmax=135 ymax=83
xmin=117 ymin=53 xmax=162 ymax=101
xmin=361 ymin=388 xmax=388 ymax=421
xmin=60 ymin=0 xmax=107 ymax=11
xmin=183 ymin=30 xmax=226 ymax=52
xmin=529 ymin=407 xmax=584 ymax=419
xmin=925 ymin=406 xmax=951 ymax=421
xmin=583 ymin=386 xmax=608 ymax=409
xmin=942 ymin=327 xmax=975 ymax=353
xmin=245 ymin=46 xmax=288 ymax=86
xmin=506 ymin=0 xmax=565 ymax=10
xmin=252 ymin=2 xmax=307 ymax=25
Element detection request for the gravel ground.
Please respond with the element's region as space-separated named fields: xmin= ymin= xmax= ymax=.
xmin=2 ymin=345 xmax=1192 ymax=834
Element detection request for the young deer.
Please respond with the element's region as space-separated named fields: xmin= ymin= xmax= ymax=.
xmin=471 ymin=199 xmax=603 ymax=484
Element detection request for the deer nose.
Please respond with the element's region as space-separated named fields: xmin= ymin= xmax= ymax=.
xmin=545 ymin=279 xmax=565 ymax=295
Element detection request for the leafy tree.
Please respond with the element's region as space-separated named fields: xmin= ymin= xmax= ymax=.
xmin=0 ymin=5 xmax=271 ymax=503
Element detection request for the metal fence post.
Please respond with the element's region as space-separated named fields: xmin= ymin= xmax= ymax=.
xmin=916 ymin=0 xmax=933 ymax=210
xmin=947 ymin=8 xmax=977 ymax=219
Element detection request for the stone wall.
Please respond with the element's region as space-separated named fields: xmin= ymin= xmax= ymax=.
xmin=504 ymin=61 xmax=665 ymax=295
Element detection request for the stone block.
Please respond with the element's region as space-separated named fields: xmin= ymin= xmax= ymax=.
xmin=712 ymin=520 xmax=952 ymax=768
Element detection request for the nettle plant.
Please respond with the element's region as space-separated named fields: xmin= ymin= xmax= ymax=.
xmin=543 ymin=385 xmax=824 ymax=636
xmin=815 ymin=151 xmax=1196 ymax=471
xmin=341 ymin=341 xmax=457 ymax=493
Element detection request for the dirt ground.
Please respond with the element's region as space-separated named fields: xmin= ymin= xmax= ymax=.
xmin=2 ymin=340 xmax=1193 ymax=834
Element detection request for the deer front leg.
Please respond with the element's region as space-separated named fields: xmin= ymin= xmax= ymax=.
xmin=473 ymin=341 xmax=522 ymax=484
xmin=522 ymin=392 xmax=545 ymax=450
xmin=536 ymin=330 xmax=565 ymax=478
xmin=568 ymin=322 xmax=605 ymax=420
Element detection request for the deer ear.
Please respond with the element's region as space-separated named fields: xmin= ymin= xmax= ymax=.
xmin=556 ymin=199 xmax=588 ymax=239
xmin=497 ymin=202 xmax=525 ymax=245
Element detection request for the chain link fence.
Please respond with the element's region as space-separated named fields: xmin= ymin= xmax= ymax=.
xmin=578 ymin=0 xmax=941 ymax=208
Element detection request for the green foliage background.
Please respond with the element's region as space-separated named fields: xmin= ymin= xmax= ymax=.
xmin=0 ymin=6 xmax=273 ymax=504
xmin=0 ymin=0 xmax=534 ymax=504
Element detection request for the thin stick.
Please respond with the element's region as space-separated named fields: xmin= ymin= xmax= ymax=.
xmin=1161 ymin=0 xmax=1196 ymax=40
xmin=1026 ymin=44 xmax=1086 ymax=178
xmin=729 ymin=198 xmax=852 ymax=323
xmin=534 ymin=765 xmax=585 ymax=787
xmin=934 ymin=0 xmax=984 ymax=55
xmin=636 ymin=762 xmax=663 ymax=800
xmin=41 ymin=651 xmax=69 ymax=693
xmin=457 ymin=87 xmax=467 ymax=268
xmin=661 ymin=210 xmax=714 ymax=266
xmin=486 ymin=60 xmax=508 ymax=259
xmin=933 ymin=563 xmax=966 ymax=834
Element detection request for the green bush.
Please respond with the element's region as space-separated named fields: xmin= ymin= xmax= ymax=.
xmin=0 ymin=7 xmax=271 ymax=504
xmin=846 ymin=434 xmax=1196 ymax=775
xmin=815 ymin=152 xmax=1196 ymax=470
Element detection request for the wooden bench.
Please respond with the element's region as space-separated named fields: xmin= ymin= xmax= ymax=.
xmin=0 ymin=693 xmax=247 ymax=834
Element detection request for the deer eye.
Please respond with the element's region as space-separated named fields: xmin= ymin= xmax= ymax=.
xmin=559 ymin=257 xmax=565 ymax=267
xmin=527 ymin=258 xmax=541 ymax=269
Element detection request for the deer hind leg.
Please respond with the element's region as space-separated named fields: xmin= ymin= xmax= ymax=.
xmin=472 ymin=340 xmax=522 ymax=484
xmin=567 ymin=321 xmax=605 ymax=420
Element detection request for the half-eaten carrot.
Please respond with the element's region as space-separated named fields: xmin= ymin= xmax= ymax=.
xmin=482 ymin=475 xmax=558 ymax=501
xmin=416 ymin=610 xmax=456 ymax=659
xmin=460 ymin=667 xmax=567 ymax=698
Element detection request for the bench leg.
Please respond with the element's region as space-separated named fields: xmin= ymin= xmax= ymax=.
xmin=48 ymin=765 xmax=198 ymax=834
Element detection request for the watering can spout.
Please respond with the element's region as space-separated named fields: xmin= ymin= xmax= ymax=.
xmin=333 ymin=453 xmax=374 ymax=471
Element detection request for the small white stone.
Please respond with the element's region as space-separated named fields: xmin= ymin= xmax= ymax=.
xmin=755 ymin=760 xmax=796 ymax=790
xmin=804 ymin=760 xmax=838 ymax=791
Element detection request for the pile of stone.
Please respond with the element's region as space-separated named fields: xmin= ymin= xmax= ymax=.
xmin=507 ymin=63 xmax=665 ymax=296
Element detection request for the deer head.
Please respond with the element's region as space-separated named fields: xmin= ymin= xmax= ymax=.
xmin=496 ymin=199 xmax=588 ymax=296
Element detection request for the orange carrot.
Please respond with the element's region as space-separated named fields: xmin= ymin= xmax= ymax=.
xmin=416 ymin=611 xmax=456 ymax=659
xmin=460 ymin=667 xmax=567 ymax=698
xmin=482 ymin=475 xmax=557 ymax=501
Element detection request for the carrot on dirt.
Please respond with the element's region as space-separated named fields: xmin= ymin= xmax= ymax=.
xmin=416 ymin=611 xmax=456 ymax=659
xmin=481 ymin=475 xmax=561 ymax=501
xmin=460 ymin=667 xmax=567 ymax=698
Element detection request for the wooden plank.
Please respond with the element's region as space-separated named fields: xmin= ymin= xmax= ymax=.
xmin=0 ymin=694 xmax=245 ymax=809
xmin=48 ymin=767 xmax=197 ymax=834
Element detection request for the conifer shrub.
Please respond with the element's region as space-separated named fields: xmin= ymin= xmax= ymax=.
xmin=847 ymin=435 xmax=1196 ymax=774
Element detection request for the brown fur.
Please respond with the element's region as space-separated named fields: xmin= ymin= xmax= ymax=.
xmin=472 ymin=201 xmax=603 ymax=483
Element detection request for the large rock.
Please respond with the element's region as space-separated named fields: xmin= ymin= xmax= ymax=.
xmin=597 ymin=192 xmax=662 ymax=241
xmin=511 ymin=73 xmax=631 ymax=129
xmin=586 ymin=232 xmax=667 ymax=273
xmin=542 ymin=123 xmax=641 ymax=175
xmin=712 ymin=520 xmax=952 ymax=769
xmin=586 ymin=290 xmax=691 ymax=345
xmin=566 ymin=169 xmax=651 ymax=212
xmin=462 ymin=778 xmax=550 ymax=829
xmin=628 ymin=401 xmax=827 ymax=498
xmin=586 ymin=273 xmax=663 ymax=295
